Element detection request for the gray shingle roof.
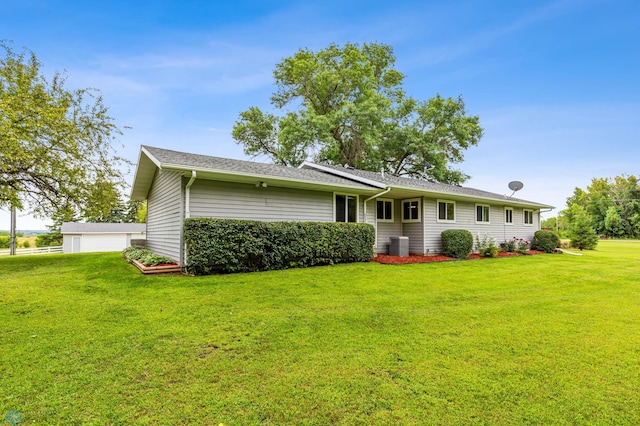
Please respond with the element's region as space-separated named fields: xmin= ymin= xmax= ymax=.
xmin=137 ymin=146 xmax=552 ymax=208
xmin=313 ymin=164 xmax=553 ymax=208
xmin=142 ymin=145 xmax=380 ymax=190
xmin=61 ymin=222 xmax=146 ymax=234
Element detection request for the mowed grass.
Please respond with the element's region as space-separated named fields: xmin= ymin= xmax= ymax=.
xmin=1 ymin=241 xmax=639 ymax=424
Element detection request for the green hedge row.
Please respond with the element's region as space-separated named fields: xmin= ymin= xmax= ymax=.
xmin=184 ymin=218 xmax=375 ymax=275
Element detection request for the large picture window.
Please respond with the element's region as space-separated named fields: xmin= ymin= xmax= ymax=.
xmin=376 ymin=199 xmax=394 ymax=222
xmin=402 ymin=199 xmax=421 ymax=222
xmin=335 ymin=193 xmax=358 ymax=223
xmin=476 ymin=204 xmax=490 ymax=224
xmin=437 ymin=200 xmax=456 ymax=222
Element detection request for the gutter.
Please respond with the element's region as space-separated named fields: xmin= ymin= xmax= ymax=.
xmin=363 ymin=187 xmax=392 ymax=224
xmin=183 ymin=170 xmax=197 ymax=271
xmin=184 ymin=170 xmax=197 ymax=218
xmin=539 ymin=207 xmax=556 ymax=232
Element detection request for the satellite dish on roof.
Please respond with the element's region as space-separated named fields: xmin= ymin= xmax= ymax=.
xmin=508 ymin=180 xmax=524 ymax=197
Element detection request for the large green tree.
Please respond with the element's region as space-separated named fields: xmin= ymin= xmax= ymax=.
xmin=232 ymin=42 xmax=483 ymax=184
xmin=564 ymin=174 xmax=640 ymax=238
xmin=1 ymin=42 xmax=126 ymax=220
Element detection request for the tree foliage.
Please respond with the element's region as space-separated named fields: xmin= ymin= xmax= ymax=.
xmin=563 ymin=174 xmax=640 ymax=239
xmin=0 ymin=41 xmax=127 ymax=220
xmin=86 ymin=199 xmax=146 ymax=223
xmin=567 ymin=205 xmax=599 ymax=250
xmin=35 ymin=232 xmax=62 ymax=247
xmin=233 ymin=42 xmax=483 ymax=185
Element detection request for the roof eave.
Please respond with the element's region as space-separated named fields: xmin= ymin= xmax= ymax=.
xmin=386 ymin=184 xmax=554 ymax=208
xmin=299 ymin=161 xmax=388 ymax=189
xmin=130 ymin=147 xmax=161 ymax=200
xmin=155 ymin=162 xmax=382 ymax=193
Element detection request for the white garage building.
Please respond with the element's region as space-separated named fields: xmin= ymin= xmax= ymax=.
xmin=61 ymin=222 xmax=146 ymax=253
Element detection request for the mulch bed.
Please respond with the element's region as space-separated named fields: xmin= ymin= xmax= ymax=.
xmin=373 ymin=250 xmax=545 ymax=264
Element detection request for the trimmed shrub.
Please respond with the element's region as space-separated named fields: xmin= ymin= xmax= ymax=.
xmin=122 ymin=245 xmax=175 ymax=266
xmin=531 ymin=230 xmax=560 ymax=253
xmin=441 ymin=229 xmax=473 ymax=259
xmin=183 ymin=218 xmax=375 ymax=275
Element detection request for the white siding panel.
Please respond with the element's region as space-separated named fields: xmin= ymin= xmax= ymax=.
xmin=376 ymin=222 xmax=403 ymax=254
xmin=81 ymin=234 xmax=128 ymax=252
xmin=403 ymin=222 xmax=424 ymax=254
xmin=374 ymin=201 xmax=402 ymax=254
xmin=399 ymin=198 xmax=425 ymax=254
xmin=189 ymin=180 xmax=334 ymax=222
xmin=146 ymin=170 xmax=183 ymax=263
xmin=424 ymin=198 xmax=540 ymax=253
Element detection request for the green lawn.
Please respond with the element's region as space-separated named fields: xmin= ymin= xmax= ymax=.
xmin=1 ymin=241 xmax=640 ymax=425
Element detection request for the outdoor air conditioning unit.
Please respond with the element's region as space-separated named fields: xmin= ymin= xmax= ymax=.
xmin=389 ymin=236 xmax=409 ymax=257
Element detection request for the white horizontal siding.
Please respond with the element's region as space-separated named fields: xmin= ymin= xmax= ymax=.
xmin=81 ymin=234 xmax=128 ymax=252
xmin=373 ymin=200 xmax=402 ymax=254
xmin=370 ymin=198 xmax=426 ymax=255
xmin=403 ymin=221 xmax=424 ymax=254
xmin=189 ymin=180 xmax=334 ymax=222
xmin=399 ymin=198 xmax=425 ymax=254
xmin=146 ymin=170 xmax=183 ymax=263
xmin=423 ymin=198 xmax=540 ymax=253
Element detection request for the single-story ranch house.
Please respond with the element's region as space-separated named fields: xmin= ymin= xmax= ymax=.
xmin=131 ymin=146 xmax=554 ymax=266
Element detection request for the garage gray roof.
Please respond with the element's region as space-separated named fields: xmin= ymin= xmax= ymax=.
xmin=61 ymin=222 xmax=146 ymax=234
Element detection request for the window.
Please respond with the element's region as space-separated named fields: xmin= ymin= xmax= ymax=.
xmin=437 ymin=200 xmax=456 ymax=222
xmin=524 ymin=209 xmax=534 ymax=225
xmin=476 ymin=204 xmax=490 ymax=224
xmin=376 ymin=199 xmax=394 ymax=222
xmin=335 ymin=194 xmax=358 ymax=223
xmin=402 ymin=198 xmax=421 ymax=222
xmin=505 ymin=207 xmax=514 ymax=225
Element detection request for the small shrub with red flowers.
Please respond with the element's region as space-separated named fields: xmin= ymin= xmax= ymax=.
xmin=501 ymin=237 xmax=530 ymax=254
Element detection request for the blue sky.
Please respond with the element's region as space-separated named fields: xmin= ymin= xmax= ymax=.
xmin=2 ymin=0 xmax=639 ymax=229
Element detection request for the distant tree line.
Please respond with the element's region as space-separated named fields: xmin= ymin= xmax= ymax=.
xmin=565 ymin=175 xmax=640 ymax=238
xmin=543 ymin=174 xmax=640 ymax=248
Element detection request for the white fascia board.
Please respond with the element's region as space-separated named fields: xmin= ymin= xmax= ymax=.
xmin=299 ymin=161 xmax=387 ymax=189
xmin=391 ymin=184 xmax=554 ymax=209
xmin=159 ymin=163 xmax=379 ymax=192
xmin=140 ymin=146 xmax=162 ymax=168
xmin=130 ymin=147 xmax=162 ymax=199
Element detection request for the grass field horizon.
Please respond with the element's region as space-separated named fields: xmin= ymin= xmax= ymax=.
xmin=1 ymin=240 xmax=639 ymax=424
